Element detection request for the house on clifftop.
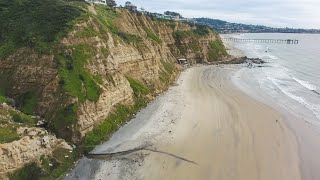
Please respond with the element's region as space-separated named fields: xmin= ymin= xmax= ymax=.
xmin=85 ymin=0 xmax=107 ymax=5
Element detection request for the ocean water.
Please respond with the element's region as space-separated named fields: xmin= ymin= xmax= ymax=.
xmin=226 ymin=33 xmax=320 ymax=134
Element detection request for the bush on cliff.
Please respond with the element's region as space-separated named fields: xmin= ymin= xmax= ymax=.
xmin=57 ymin=44 xmax=101 ymax=102
xmin=208 ymin=40 xmax=228 ymax=61
xmin=0 ymin=0 xmax=82 ymax=59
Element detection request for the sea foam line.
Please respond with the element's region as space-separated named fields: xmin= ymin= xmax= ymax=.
xmin=292 ymin=77 xmax=317 ymax=91
xmin=268 ymin=77 xmax=320 ymax=122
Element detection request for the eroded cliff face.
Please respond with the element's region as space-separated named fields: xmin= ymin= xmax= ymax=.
xmin=1 ymin=5 xmax=226 ymax=143
xmin=68 ymin=7 xmax=227 ymax=141
xmin=0 ymin=3 xmax=227 ymax=177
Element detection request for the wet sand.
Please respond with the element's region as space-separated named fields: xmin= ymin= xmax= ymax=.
xmin=67 ymin=66 xmax=301 ymax=180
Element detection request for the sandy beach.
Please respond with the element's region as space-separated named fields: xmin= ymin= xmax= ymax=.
xmin=67 ymin=65 xmax=301 ymax=180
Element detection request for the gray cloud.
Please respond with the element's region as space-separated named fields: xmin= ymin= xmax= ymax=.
xmin=116 ymin=0 xmax=320 ymax=29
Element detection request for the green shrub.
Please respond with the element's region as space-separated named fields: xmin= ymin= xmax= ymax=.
xmin=117 ymin=32 xmax=143 ymax=44
xmin=159 ymin=61 xmax=175 ymax=85
xmin=126 ymin=77 xmax=150 ymax=97
xmin=12 ymin=114 xmax=26 ymax=123
xmin=17 ymin=91 xmax=38 ymax=115
xmin=83 ymin=96 xmax=149 ymax=152
xmin=76 ymin=26 xmax=98 ymax=38
xmin=174 ymin=31 xmax=193 ymax=40
xmin=57 ymin=44 xmax=101 ymax=102
xmin=10 ymin=110 xmax=35 ymax=125
xmin=83 ymin=76 xmax=152 ymax=152
xmin=95 ymin=5 xmax=119 ymax=34
xmin=193 ymin=25 xmax=210 ymax=36
xmin=145 ymin=29 xmax=161 ymax=43
xmin=84 ymin=105 xmax=131 ymax=152
xmin=190 ymin=41 xmax=200 ymax=51
xmin=161 ymin=61 xmax=175 ymax=74
xmin=9 ymin=162 xmax=42 ymax=180
xmin=10 ymin=148 xmax=79 ymax=180
xmin=101 ymin=47 xmax=109 ymax=58
xmin=45 ymin=148 xmax=78 ymax=179
xmin=0 ymin=95 xmax=7 ymax=103
xmin=95 ymin=5 xmax=141 ymax=44
xmin=208 ymin=40 xmax=227 ymax=61
xmin=50 ymin=103 xmax=78 ymax=139
xmin=159 ymin=70 xmax=171 ymax=84
xmin=0 ymin=127 xmax=19 ymax=144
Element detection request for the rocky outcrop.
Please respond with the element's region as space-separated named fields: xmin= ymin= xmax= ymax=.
xmin=0 ymin=103 xmax=72 ymax=178
xmin=0 ymin=127 xmax=71 ymax=176
xmin=216 ymin=56 xmax=265 ymax=65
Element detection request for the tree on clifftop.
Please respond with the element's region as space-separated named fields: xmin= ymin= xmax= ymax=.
xmin=164 ymin=11 xmax=182 ymax=18
xmin=106 ymin=0 xmax=117 ymax=8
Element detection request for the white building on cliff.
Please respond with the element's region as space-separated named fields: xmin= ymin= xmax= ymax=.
xmin=85 ymin=0 xmax=107 ymax=5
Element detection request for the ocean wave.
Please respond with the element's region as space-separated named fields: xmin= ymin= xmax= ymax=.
xmin=268 ymin=77 xmax=320 ymax=121
xmin=292 ymin=77 xmax=317 ymax=91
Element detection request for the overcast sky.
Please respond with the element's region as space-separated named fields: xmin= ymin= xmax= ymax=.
xmin=117 ymin=0 xmax=320 ymax=29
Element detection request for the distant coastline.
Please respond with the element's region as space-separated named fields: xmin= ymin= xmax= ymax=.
xmin=195 ymin=18 xmax=320 ymax=34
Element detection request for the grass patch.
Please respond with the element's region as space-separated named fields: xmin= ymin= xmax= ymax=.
xmin=83 ymin=104 xmax=131 ymax=152
xmin=49 ymin=103 xmax=78 ymax=141
xmin=57 ymin=44 xmax=101 ymax=102
xmin=76 ymin=25 xmax=98 ymax=38
xmin=0 ymin=72 xmax=13 ymax=97
xmin=126 ymin=77 xmax=150 ymax=97
xmin=83 ymin=77 xmax=151 ymax=152
xmin=17 ymin=91 xmax=38 ymax=115
xmin=159 ymin=61 xmax=175 ymax=85
xmin=94 ymin=74 xmax=104 ymax=85
xmin=161 ymin=61 xmax=175 ymax=74
xmin=208 ymin=39 xmax=227 ymax=62
xmin=40 ymin=148 xmax=78 ymax=179
xmin=9 ymin=162 xmax=42 ymax=180
xmin=174 ymin=30 xmax=194 ymax=40
xmin=159 ymin=70 xmax=171 ymax=84
xmin=10 ymin=110 xmax=35 ymax=124
xmin=190 ymin=40 xmax=200 ymax=51
xmin=0 ymin=126 xmax=19 ymax=144
xmin=95 ymin=5 xmax=119 ymax=34
xmin=193 ymin=25 xmax=210 ymax=36
xmin=0 ymin=0 xmax=83 ymax=59
xmin=173 ymin=25 xmax=212 ymax=55
xmin=145 ymin=28 xmax=161 ymax=43
xmin=94 ymin=6 xmax=142 ymax=44
xmin=117 ymin=32 xmax=143 ymax=44
xmin=10 ymin=148 xmax=79 ymax=180
xmin=101 ymin=47 xmax=109 ymax=58
xmin=83 ymin=97 xmax=149 ymax=152
xmin=0 ymin=95 xmax=8 ymax=103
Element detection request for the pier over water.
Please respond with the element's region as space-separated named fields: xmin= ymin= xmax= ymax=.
xmin=222 ymin=38 xmax=299 ymax=44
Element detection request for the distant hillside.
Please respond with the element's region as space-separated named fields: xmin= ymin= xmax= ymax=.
xmin=194 ymin=18 xmax=320 ymax=34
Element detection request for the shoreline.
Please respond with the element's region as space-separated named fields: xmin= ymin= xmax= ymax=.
xmin=67 ymin=65 xmax=301 ymax=180
xmin=223 ymin=36 xmax=320 ymax=179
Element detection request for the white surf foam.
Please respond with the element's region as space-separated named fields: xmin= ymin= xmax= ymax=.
xmin=268 ymin=77 xmax=320 ymax=122
xmin=292 ymin=77 xmax=317 ymax=91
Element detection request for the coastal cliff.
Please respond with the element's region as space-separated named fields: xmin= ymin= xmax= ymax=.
xmin=0 ymin=0 xmax=227 ymax=178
